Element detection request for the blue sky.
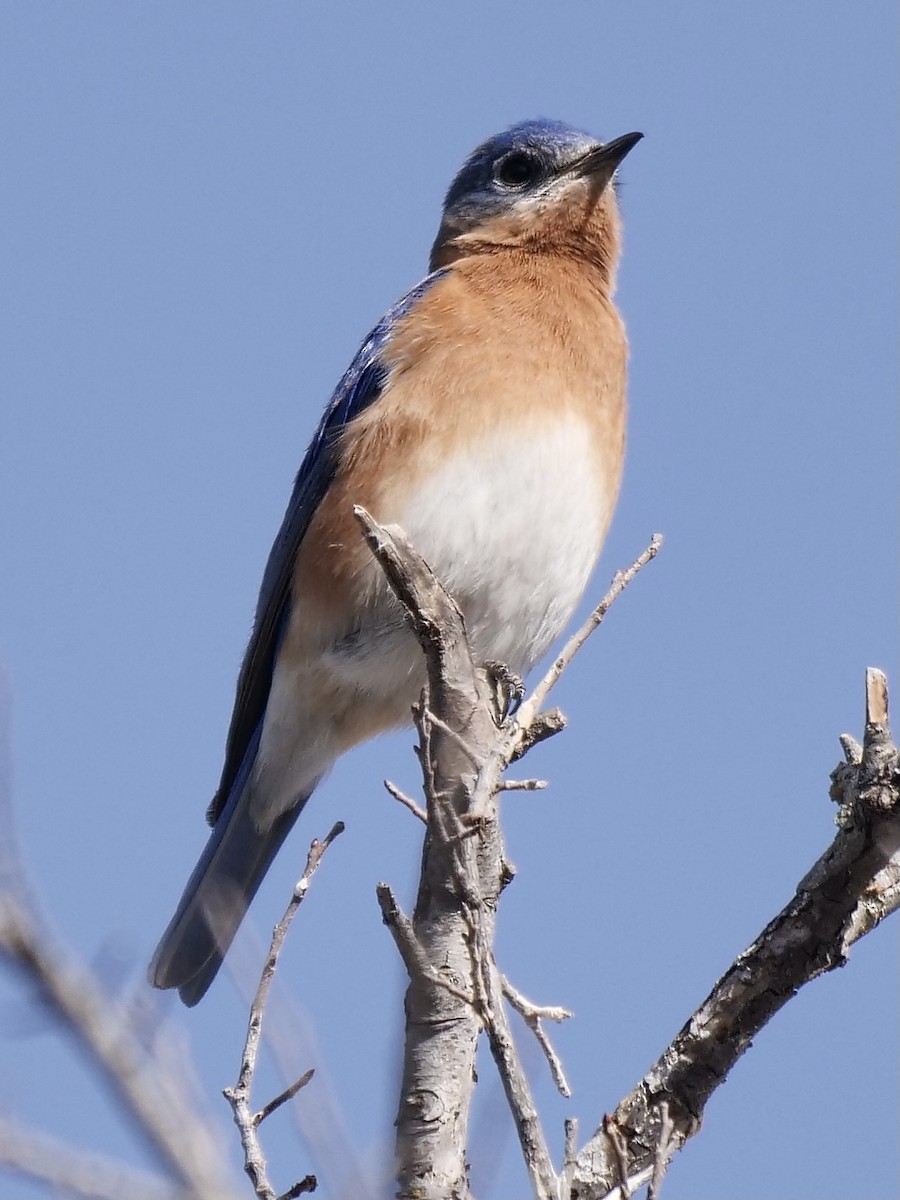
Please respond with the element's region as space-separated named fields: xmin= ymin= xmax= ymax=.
xmin=1 ymin=4 xmax=897 ymax=1198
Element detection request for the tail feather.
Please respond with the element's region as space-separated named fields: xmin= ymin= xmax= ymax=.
xmin=148 ymin=786 xmax=312 ymax=1007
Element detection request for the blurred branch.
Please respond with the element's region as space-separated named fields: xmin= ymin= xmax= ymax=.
xmin=0 ymin=673 xmax=239 ymax=1200
xmin=0 ymin=1118 xmax=185 ymax=1200
xmin=570 ymin=668 xmax=900 ymax=1198
xmin=0 ymin=895 xmax=237 ymax=1200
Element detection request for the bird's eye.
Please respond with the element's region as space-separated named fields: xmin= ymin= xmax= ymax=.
xmin=492 ymin=151 xmax=541 ymax=190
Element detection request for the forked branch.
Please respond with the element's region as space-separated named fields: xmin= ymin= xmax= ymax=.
xmin=355 ymin=514 xmax=898 ymax=1200
xmin=355 ymin=508 xmax=661 ymax=1200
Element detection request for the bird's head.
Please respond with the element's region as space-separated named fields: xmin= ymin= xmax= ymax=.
xmin=430 ymin=119 xmax=642 ymax=287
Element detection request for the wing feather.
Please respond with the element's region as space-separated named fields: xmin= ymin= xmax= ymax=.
xmin=206 ymin=271 xmax=446 ymax=823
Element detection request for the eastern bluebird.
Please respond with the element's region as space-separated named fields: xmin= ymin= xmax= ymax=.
xmin=149 ymin=119 xmax=642 ymax=1005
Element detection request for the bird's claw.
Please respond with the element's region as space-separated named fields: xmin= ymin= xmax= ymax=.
xmin=484 ymin=660 xmax=525 ymax=724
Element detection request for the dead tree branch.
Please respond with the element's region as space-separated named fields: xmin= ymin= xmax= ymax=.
xmin=570 ymin=668 xmax=900 ymax=1198
xmin=355 ymin=508 xmax=661 ymax=1200
xmin=356 ymin=505 xmax=517 ymax=1199
xmin=354 ymin=516 xmax=898 ymax=1199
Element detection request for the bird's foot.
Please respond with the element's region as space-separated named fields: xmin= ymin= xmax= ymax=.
xmin=484 ymin=660 xmax=525 ymax=724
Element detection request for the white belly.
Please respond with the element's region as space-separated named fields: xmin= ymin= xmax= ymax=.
xmin=402 ymin=414 xmax=608 ymax=672
xmin=321 ymin=412 xmax=611 ymax=702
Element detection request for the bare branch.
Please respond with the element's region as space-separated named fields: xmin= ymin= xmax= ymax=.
xmin=225 ymin=823 xmax=344 ymax=1200
xmin=255 ymin=1070 xmax=315 ymax=1127
xmin=561 ymin=1117 xmax=580 ymax=1194
xmin=275 ymin=1179 xmax=317 ymax=1200
xmin=517 ymin=534 xmax=663 ymax=730
xmin=570 ymin=668 xmax=900 ymax=1197
xmin=356 ymin=507 xmax=559 ymax=1199
xmin=384 ymin=778 xmax=427 ymax=823
xmin=473 ymin=949 xmax=558 ymax=1199
xmin=354 ymin=514 xmax=667 ymax=1200
xmin=502 ymin=975 xmax=573 ymax=1097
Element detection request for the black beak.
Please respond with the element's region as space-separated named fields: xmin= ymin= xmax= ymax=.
xmin=565 ymin=131 xmax=643 ymax=189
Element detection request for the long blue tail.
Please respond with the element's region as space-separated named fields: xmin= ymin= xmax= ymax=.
xmin=148 ymin=754 xmax=314 ymax=1006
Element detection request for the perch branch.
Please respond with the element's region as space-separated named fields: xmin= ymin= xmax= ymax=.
xmin=355 ymin=511 xmax=663 ymax=1200
xmin=356 ymin=507 xmax=517 ymax=1198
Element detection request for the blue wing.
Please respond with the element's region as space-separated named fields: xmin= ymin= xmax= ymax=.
xmin=206 ymin=270 xmax=447 ymax=824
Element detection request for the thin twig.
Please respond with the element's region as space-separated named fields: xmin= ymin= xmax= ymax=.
xmin=497 ymin=779 xmax=548 ymax=792
xmin=225 ymin=928 xmax=372 ymax=1200
xmin=255 ymin=1070 xmax=315 ymax=1127
xmin=421 ymin=707 xmax=481 ymax=768
xmin=502 ymin=975 xmax=573 ymax=1097
xmin=413 ymin=705 xmax=482 ymax=900
xmin=225 ymin=823 xmax=344 ymax=1200
xmin=471 ymin=932 xmax=559 ymax=1199
xmin=411 ymin=701 xmax=441 ymax=823
xmin=515 ymin=535 xmax=663 ymax=740
xmin=376 ymin=883 xmax=475 ymax=1005
xmin=561 ymin=1117 xmax=580 ymax=1194
xmin=383 ymin=778 xmax=427 ymax=823
xmin=466 ymin=540 xmax=661 ymax=825
xmin=275 ymin=1177 xmax=317 ymax=1199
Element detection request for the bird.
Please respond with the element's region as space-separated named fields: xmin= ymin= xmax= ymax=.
xmin=149 ymin=118 xmax=642 ymax=1005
